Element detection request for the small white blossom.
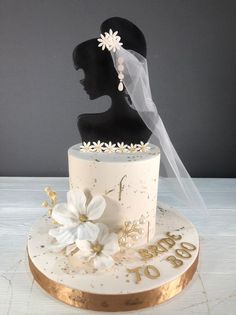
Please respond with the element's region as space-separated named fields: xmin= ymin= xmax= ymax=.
xmin=104 ymin=141 xmax=116 ymax=153
xmin=48 ymin=189 xmax=106 ymax=251
xmin=92 ymin=140 xmax=104 ymax=153
xmin=127 ymin=143 xmax=138 ymax=153
xmin=80 ymin=142 xmax=94 ymax=152
xmin=116 ymin=142 xmax=128 ymax=153
xmin=75 ymin=223 xmax=119 ymax=270
xmin=97 ymin=33 xmax=110 ymax=51
xmin=137 ymin=141 xmax=151 ymax=152
xmin=97 ymin=29 xmax=123 ymax=52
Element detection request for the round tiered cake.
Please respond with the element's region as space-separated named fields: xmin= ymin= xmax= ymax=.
xmin=27 ymin=142 xmax=199 ymax=312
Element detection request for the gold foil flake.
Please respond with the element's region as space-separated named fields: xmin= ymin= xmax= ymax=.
xmin=147 ymin=221 xmax=150 ymax=243
xmin=118 ymin=175 xmax=127 ymax=201
xmin=105 ymin=188 xmax=115 ymax=195
xmin=42 ymin=186 xmax=57 ymax=218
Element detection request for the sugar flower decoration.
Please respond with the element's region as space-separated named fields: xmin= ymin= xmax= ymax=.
xmin=48 ymin=189 xmax=106 ymax=250
xmin=97 ymin=29 xmax=123 ymax=52
xmin=92 ymin=140 xmax=104 ymax=153
xmin=75 ymin=223 xmax=119 ymax=269
xmin=118 ymin=217 xmax=145 ymax=248
xmin=104 ymin=141 xmax=116 ymax=153
xmin=137 ymin=141 xmax=151 ymax=152
xmin=116 ymin=142 xmax=128 ymax=153
xmin=80 ymin=142 xmax=94 ymax=152
xmin=97 ymin=32 xmax=110 ymax=51
xmin=79 ymin=141 xmax=152 ymax=153
xmin=127 ymin=143 xmax=138 ymax=153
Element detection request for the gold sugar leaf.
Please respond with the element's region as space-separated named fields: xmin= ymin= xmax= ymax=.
xmin=42 ymin=186 xmax=58 ymax=222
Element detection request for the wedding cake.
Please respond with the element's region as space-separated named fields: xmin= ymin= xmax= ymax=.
xmin=27 ymin=17 xmax=201 ymax=312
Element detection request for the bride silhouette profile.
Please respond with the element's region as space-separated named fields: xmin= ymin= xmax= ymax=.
xmin=73 ymin=17 xmax=151 ymax=144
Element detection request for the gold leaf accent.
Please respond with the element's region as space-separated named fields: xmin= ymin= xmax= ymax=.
xmin=118 ymin=175 xmax=127 ymax=201
xmin=42 ymin=186 xmax=58 ymax=219
xmin=118 ymin=217 xmax=145 ymax=248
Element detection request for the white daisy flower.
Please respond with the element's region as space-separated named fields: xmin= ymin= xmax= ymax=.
xmin=92 ymin=140 xmax=104 ymax=153
xmin=104 ymin=141 xmax=116 ymax=153
xmin=97 ymin=33 xmax=110 ymax=51
xmin=127 ymin=143 xmax=138 ymax=153
xmin=106 ymin=29 xmax=123 ymax=52
xmin=75 ymin=223 xmax=119 ymax=270
xmin=116 ymin=142 xmax=128 ymax=153
xmin=48 ymin=189 xmax=106 ymax=250
xmin=97 ymin=29 xmax=123 ymax=52
xmin=137 ymin=141 xmax=151 ymax=152
xmin=80 ymin=142 xmax=93 ymax=152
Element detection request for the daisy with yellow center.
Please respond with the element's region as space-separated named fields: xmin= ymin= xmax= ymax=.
xmin=127 ymin=143 xmax=138 ymax=153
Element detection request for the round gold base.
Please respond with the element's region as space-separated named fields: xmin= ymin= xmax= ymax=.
xmin=27 ymin=203 xmax=199 ymax=312
xmin=28 ymin=250 xmax=198 ymax=312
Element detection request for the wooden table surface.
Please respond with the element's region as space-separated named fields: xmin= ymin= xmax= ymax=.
xmin=0 ymin=177 xmax=235 ymax=315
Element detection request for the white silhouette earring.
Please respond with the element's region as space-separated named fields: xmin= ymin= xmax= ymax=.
xmin=97 ymin=29 xmax=125 ymax=92
xmin=117 ymin=57 xmax=124 ymax=91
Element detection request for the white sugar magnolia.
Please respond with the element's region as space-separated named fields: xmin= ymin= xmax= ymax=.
xmin=75 ymin=223 xmax=119 ymax=269
xmin=48 ymin=189 xmax=106 ymax=250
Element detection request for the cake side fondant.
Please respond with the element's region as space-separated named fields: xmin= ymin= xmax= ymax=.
xmin=68 ymin=143 xmax=160 ymax=249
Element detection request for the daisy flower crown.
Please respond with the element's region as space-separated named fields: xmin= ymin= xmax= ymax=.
xmin=97 ymin=29 xmax=123 ymax=52
xmin=97 ymin=29 xmax=125 ymax=92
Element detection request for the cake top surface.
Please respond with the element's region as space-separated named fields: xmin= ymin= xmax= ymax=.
xmin=68 ymin=143 xmax=160 ymax=163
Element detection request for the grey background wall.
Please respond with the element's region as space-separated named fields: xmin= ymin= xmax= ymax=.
xmin=0 ymin=0 xmax=235 ymax=177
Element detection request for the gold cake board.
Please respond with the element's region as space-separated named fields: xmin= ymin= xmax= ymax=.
xmin=27 ymin=204 xmax=199 ymax=312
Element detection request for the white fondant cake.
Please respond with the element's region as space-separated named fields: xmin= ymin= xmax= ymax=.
xmin=68 ymin=143 xmax=160 ymax=246
xmin=27 ymin=142 xmax=200 ymax=311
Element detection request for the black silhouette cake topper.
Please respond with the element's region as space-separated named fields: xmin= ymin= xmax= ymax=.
xmin=73 ymin=17 xmax=151 ymax=144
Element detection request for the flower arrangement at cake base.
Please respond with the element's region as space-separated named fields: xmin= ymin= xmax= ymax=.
xmin=27 ymin=187 xmax=199 ymax=312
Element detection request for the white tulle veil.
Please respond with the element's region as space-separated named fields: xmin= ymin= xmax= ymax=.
xmin=110 ymin=47 xmax=207 ymax=217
